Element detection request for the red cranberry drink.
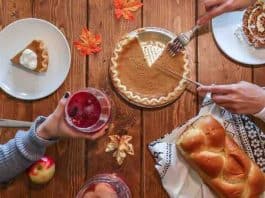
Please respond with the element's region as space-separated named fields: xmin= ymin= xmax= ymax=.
xmin=65 ymin=88 xmax=111 ymax=133
xmin=76 ymin=174 xmax=132 ymax=198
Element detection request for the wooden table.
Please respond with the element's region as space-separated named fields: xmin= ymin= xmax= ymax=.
xmin=0 ymin=0 xmax=264 ymax=197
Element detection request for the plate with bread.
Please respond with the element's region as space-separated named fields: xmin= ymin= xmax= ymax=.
xmin=212 ymin=1 xmax=265 ymax=65
xmin=0 ymin=18 xmax=71 ymax=100
xmin=149 ymin=94 xmax=265 ymax=198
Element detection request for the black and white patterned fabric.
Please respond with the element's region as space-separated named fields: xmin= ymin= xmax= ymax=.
xmin=230 ymin=113 xmax=265 ymax=171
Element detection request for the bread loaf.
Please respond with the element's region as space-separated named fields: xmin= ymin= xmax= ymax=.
xmin=176 ymin=115 xmax=265 ymax=198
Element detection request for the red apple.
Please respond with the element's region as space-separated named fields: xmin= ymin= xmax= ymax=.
xmin=83 ymin=183 xmax=118 ymax=198
xmin=27 ymin=156 xmax=55 ymax=184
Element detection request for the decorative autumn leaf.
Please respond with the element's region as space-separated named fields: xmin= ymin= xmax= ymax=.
xmin=114 ymin=0 xmax=143 ymax=20
xmin=73 ymin=28 xmax=102 ymax=56
xmin=105 ymin=134 xmax=134 ymax=165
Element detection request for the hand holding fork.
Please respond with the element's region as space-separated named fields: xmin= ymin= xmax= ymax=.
xmin=168 ymin=24 xmax=201 ymax=56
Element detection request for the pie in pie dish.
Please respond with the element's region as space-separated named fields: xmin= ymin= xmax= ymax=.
xmin=243 ymin=0 xmax=265 ymax=48
xmin=11 ymin=40 xmax=49 ymax=72
xmin=110 ymin=35 xmax=189 ymax=107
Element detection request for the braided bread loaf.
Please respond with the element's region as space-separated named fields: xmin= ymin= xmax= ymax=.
xmin=176 ymin=115 xmax=265 ymax=198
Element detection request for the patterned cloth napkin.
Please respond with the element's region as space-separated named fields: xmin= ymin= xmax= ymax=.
xmin=148 ymin=93 xmax=265 ymax=198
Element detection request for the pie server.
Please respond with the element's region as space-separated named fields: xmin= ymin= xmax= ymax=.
xmin=0 ymin=119 xmax=33 ymax=128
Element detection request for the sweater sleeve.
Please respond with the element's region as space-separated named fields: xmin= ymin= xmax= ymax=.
xmin=0 ymin=116 xmax=57 ymax=183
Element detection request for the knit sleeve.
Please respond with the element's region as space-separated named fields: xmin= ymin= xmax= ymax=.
xmin=0 ymin=116 xmax=57 ymax=183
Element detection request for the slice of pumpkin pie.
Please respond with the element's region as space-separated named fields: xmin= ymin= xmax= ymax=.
xmin=11 ymin=40 xmax=49 ymax=72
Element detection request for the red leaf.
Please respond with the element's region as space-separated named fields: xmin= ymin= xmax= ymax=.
xmin=114 ymin=0 xmax=143 ymax=20
xmin=74 ymin=28 xmax=102 ymax=56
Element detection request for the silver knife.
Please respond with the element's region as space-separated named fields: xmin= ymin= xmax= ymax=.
xmin=0 ymin=119 xmax=33 ymax=128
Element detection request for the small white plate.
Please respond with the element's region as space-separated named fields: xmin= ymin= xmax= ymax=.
xmin=0 ymin=18 xmax=71 ymax=100
xmin=212 ymin=11 xmax=265 ymax=65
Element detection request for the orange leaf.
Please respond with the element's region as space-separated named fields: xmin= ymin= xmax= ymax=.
xmin=74 ymin=28 xmax=102 ymax=56
xmin=114 ymin=0 xmax=143 ymax=20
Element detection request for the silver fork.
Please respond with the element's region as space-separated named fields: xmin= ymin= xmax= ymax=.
xmin=168 ymin=24 xmax=201 ymax=56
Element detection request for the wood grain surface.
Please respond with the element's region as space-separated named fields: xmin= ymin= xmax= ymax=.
xmin=0 ymin=0 xmax=264 ymax=197
xmin=30 ymin=0 xmax=87 ymax=197
xmin=0 ymin=1 xmax=32 ymax=197
xmin=86 ymin=0 xmax=142 ymax=197
xmin=142 ymin=0 xmax=197 ymax=197
xmin=197 ymin=1 xmax=252 ymax=86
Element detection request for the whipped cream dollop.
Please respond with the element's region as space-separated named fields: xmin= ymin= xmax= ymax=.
xmin=19 ymin=49 xmax=37 ymax=70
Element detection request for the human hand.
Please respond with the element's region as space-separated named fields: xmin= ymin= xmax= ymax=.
xmin=197 ymin=0 xmax=253 ymax=25
xmin=37 ymin=92 xmax=108 ymax=140
xmin=197 ymin=81 xmax=265 ymax=114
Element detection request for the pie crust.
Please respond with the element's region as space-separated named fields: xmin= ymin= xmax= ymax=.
xmin=110 ymin=35 xmax=190 ymax=107
xmin=243 ymin=1 xmax=265 ymax=48
xmin=11 ymin=40 xmax=49 ymax=72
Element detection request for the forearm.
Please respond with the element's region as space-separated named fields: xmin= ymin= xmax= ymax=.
xmin=254 ymin=107 xmax=265 ymax=122
xmin=253 ymin=88 xmax=265 ymax=122
xmin=0 ymin=117 xmax=57 ymax=183
xmin=236 ymin=0 xmax=257 ymax=10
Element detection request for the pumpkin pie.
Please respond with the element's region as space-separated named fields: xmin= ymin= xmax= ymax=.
xmin=243 ymin=0 xmax=265 ymax=48
xmin=110 ymin=36 xmax=189 ymax=107
xmin=11 ymin=40 xmax=49 ymax=72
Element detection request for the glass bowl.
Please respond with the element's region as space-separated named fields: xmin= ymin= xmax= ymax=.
xmin=65 ymin=88 xmax=111 ymax=133
xmin=76 ymin=174 xmax=132 ymax=198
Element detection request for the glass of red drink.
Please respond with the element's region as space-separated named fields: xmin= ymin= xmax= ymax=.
xmin=65 ymin=88 xmax=111 ymax=133
xmin=76 ymin=174 xmax=132 ymax=198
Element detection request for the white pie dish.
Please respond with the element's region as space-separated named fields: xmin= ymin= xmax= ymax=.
xmin=0 ymin=18 xmax=71 ymax=100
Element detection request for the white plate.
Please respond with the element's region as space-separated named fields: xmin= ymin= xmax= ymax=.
xmin=0 ymin=18 xmax=71 ymax=100
xmin=212 ymin=11 xmax=265 ymax=65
